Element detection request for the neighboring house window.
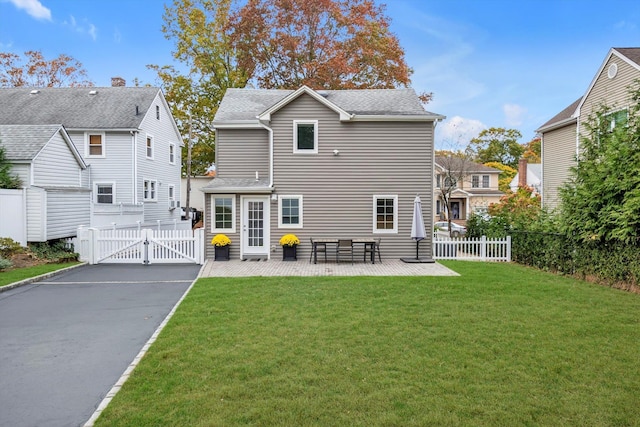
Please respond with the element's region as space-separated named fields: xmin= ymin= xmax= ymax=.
xmin=212 ymin=196 xmax=235 ymax=233
xmin=168 ymin=185 xmax=175 ymax=202
xmin=169 ymin=143 xmax=176 ymax=164
xmin=605 ymin=109 xmax=628 ymax=131
xmin=436 ymin=200 xmax=441 ymax=215
xmin=146 ymin=135 xmax=154 ymax=159
xmin=156 ymin=105 xmax=160 ymax=120
xmin=436 ymin=175 xmax=441 ymax=188
xmin=482 ymin=175 xmax=490 ymax=188
xmin=87 ymin=132 xmax=105 ymax=157
xmin=293 ymin=120 xmax=318 ymax=153
xmin=143 ymin=179 xmax=157 ymax=201
xmin=472 ymin=175 xmax=480 ymax=188
xmin=278 ymin=195 xmax=303 ymax=228
xmin=95 ymin=183 xmax=114 ymax=204
xmin=373 ymin=195 xmax=398 ymax=234
xmin=443 ymin=177 xmax=456 ymax=188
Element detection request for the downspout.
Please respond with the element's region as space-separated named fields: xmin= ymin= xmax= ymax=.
xmin=131 ymin=130 xmax=138 ymax=204
xmin=258 ymin=121 xmax=274 ymax=188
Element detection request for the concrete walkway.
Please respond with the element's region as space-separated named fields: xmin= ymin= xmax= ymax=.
xmin=199 ymin=258 xmax=459 ymax=277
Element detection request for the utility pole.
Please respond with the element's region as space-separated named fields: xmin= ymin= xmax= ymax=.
xmin=185 ymin=112 xmax=192 ymax=222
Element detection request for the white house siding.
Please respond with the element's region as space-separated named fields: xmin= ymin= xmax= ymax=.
xmin=181 ymin=176 xmax=212 ymax=211
xmin=542 ymin=124 xmax=576 ymax=210
xmin=45 ymin=189 xmax=91 ymax=239
xmin=68 ymin=130 xmax=134 ymax=204
xmin=269 ymin=94 xmax=434 ymax=261
xmin=580 ymin=54 xmax=640 ymax=121
xmin=32 ymin=131 xmax=82 ymax=187
xmin=26 ymin=187 xmax=46 ymax=242
xmin=136 ymin=93 xmax=183 ymax=223
xmin=11 ymin=163 xmax=30 ymax=186
xmin=216 ymin=129 xmax=270 ymax=179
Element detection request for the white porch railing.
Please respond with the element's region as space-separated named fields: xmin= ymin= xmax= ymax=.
xmin=433 ymin=235 xmax=511 ymax=262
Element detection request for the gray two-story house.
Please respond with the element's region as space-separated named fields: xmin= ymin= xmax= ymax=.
xmin=0 ymin=83 xmax=183 ymax=240
xmin=203 ymin=85 xmax=444 ymax=261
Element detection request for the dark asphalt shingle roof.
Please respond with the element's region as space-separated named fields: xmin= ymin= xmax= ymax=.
xmin=0 ymin=87 xmax=161 ymax=129
xmin=434 ymin=156 xmax=501 ymax=173
xmin=214 ymin=88 xmax=439 ymax=122
xmin=0 ymin=124 xmax=65 ymax=161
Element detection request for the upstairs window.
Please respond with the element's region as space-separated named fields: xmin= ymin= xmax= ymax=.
xmin=87 ymin=133 xmax=105 ymax=157
xmin=156 ymin=105 xmax=160 ymax=120
xmin=293 ymin=120 xmax=318 ymax=153
xmin=146 ymin=135 xmax=154 ymax=159
xmin=482 ymin=175 xmax=490 ymax=188
xmin=169 ymin=143 xmax=176 ymax=164
xmin=143 ymin=179 xmax=157 ymax=201
xmin=472 ymin=175 xmax=480 ymax=188
xmin=605 ymin=109 xmax=628 ymax=131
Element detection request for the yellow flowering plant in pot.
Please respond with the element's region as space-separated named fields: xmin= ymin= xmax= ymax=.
xmin=212 ymin=234 xmax=231 ymax=261
xmin=279 ymin=234 xmax=300 ymax=261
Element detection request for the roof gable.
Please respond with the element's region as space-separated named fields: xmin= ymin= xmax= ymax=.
xmin=0 ymin=124 xmax=86 ymax=167
xmin=0 ymin=87 xmax=161 ymax=129
xmin=258 ymin=85 xmax=352 ymax=121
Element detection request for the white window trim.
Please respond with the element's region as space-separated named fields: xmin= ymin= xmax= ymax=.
xmin=278 ymin=195 xmax=303 ymax=229
xmin=293 ymin=120 xmax=318 ymax=154
xmin=211 ymin=195 xmax=236 ymax=233
xmin=471 ymin=175 xmax=480 ymax=188
xmin=143 ymin=179 xmax=157 ymax=201
xmin=146 ymin=134 xmax=154 ymax=159
xmin=168 ymin=184 xmax=175 ymax=201
xmin=169 ymin=143 xmax=176 ymax=165
xmin=85 ymin=132 xmax=106 ymax=158
xmin=94 ymin=182 xmax=115 ymax=204
xmin=373 ymin=194 xmax=398 ymax=234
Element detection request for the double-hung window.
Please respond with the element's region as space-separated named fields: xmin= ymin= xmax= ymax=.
xmin=87 ymin=132 xmax=105 ymax=157
xmin=95 ymin=183 xmax=114 ymax=204
xmin=482 ymin=175 xmax=490 ymax=188
xmin=212 ymin=196 xmax=235 ymax=233
xmin=143 ymin=179 xmax=157 ymax=201
xmin=293 ymin=120 xmax=318 ymax=153
xmin=278 ymin=195 xmax=303 ymax=228
xmin=146 ymin=135 xmax=154 ymax=159
xmin=472 ymin=175 xmax=480 ymax=188
xmin=373 ymin=195 xmax=398 ymax=234
xmin=605 ymin=109 xmax=628 ymax=131
xmin=169 ymin=143 xmax=176 ymax=164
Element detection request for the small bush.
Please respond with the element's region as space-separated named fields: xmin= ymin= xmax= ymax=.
xmin=0 ymin=237 xmax=24 ymax=258
xmin=29 ymin=240 xmax=78 ymax=263
xmin=0 ymin=257 xmax=12 ymax=270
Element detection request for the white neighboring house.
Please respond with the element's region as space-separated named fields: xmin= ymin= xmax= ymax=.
xmin=0 ymin=83 xmax=184 ymax=240
xmin=509 ymin=159 xmax=542 ymax=194
xmin=0 ymin=124 xmax=89 ymax=245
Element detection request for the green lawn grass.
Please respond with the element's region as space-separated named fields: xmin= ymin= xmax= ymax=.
xmin=0 ymin=262 xmax=79 ymax=287
xmin=96 ymin=262 xmax=640 ymax=426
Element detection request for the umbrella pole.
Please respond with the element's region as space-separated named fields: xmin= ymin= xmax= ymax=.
xmin=416 ymin=241 xmax=419 ymax=259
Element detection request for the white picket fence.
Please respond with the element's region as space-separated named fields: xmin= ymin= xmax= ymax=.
xmin=433 ymin=235 xmax=511 ymax=262
xmin=76 ymin=227 xmax=204 ymax=265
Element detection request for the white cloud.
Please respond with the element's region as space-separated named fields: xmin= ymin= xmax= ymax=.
xmin=7 ymin=0 xmax=51 ymax=21
xmin=62 ymin=14 xmax=98 ymax=41
xmin=436 ymin=116 xmax=486 ymax=150
xmin=503 ymin=103 xmax=527 ymax=127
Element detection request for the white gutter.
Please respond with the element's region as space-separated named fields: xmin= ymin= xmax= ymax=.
xmin=258 ymin=121 xmax=274 ymax=188
xmin=131 ymin=130 xmax=138 ymax=203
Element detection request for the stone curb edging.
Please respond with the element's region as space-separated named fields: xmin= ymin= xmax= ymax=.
xmin=0 ymin=262 xmax=88 ymax=293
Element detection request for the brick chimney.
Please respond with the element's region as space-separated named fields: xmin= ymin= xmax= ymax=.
xmin=111 ymin=76 xmax=126 ymax=87
xmin=518 ymin=158 xmax=527 ymax=188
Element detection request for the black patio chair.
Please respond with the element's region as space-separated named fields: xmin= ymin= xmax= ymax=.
xmin=336 ymin=239 xmax=353 ymax=264
xmin=310 ymin=238 xmax=327 ymax=263
xmin=364 ymin=238 xmax=382 ymax=263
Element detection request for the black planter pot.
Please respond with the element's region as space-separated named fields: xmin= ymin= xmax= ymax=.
xmin=282 ymin=245 xmax=297 ymax=261
xmin=215 ymin=245 xmax=230 ymax=261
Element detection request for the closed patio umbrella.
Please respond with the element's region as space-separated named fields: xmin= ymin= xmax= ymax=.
xmin=402 ymin=195 xmax=432 ymax=263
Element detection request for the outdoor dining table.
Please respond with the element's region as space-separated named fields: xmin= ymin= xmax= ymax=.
xmin=312 ymin=238 xmax=377 ymax=264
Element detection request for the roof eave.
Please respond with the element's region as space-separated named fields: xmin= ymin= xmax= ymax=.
xmin=536 ymin=116 xmax=577 ymax=133
xmin=201 ymin=186 xmax=274 ymax=194
xmin=212 ymin=120 xmax=265 ymax=129
xmin=349 ymin=113 xmax=446 ymax=122
xmin=257 ymin=85 xmax=352 ymax=122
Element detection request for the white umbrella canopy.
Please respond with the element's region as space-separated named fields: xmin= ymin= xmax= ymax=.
xmin=411 ymin=195 xmax=426 ymax=242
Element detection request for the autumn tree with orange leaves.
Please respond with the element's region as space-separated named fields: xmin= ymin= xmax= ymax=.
xmin=0 ymin=50 xmax=93 ymax=88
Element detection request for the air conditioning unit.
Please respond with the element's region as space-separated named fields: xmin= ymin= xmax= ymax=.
xmin=169 ymin=200 xmax=177 ymax=210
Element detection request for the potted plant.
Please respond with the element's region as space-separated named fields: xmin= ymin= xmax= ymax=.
xmin=212 ymin=234 xmax=231 ymax=261
xmin=279 ymin=234 xmax=300 ymax=261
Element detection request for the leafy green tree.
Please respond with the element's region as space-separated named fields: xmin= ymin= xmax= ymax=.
xmin=466 ymin=127 xmax=524 ymax=169
xmin=0 ymin=145 xmax=22 ymax=189
xmin=560 ymin=82 xmax=640 ymax=244
xmin=484 ymin=161 xmax=517 ymax=193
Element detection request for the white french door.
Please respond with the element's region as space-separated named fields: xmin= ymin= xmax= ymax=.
xmin=241 ymin=196 xmax=270 ymax=258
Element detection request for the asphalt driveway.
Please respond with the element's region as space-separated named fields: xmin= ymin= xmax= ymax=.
xmin=0 ymin=264 xmax=201 ymax=427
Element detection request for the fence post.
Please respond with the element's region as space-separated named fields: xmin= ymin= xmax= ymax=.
xmin=506 ymin=235 xmax=512 ymax=262
xmin=87 ymin=227 xmax=99 ymax=265
xmin=480 ymin=236 xmax=486 ymax=261
xmin=195 ymin=228 xmax=204 ymax=264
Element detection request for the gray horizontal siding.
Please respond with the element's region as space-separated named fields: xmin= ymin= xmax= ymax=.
xmin=26 ymin=187 xmax=46 ymax=242
xmin=32 ymin=132 xmax=82 ymax=187
xmin=216 ymin=129 xmax=269 ymax=179
xmin=46 ymin=189 xmax=91 ymax=239
xmin=542 ymin=124 xmax=576 ymax=210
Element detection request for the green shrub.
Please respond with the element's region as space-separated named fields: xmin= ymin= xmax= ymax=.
xmin=0 ymin=237 xmax=24 ymax=258
xmin=29 ymin=240 xmax=78 ymax=263
xmin=0 ymin=257 xmax=12 ymax=270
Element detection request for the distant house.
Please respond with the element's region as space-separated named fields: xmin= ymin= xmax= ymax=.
xmin=509 ymin=159 xmax=541 ymax=194
xmin=0 ymin=81 xmax=184 ymax=240
xmin=538 ymin=47 xmax=640 ymax=209
xmin=433 ymin=157 xmax=503 ymax=222
xmin=202 ymin=85 xmax=444 ymax=261
xmin=0 ymin=124 xmax=88 ymax=244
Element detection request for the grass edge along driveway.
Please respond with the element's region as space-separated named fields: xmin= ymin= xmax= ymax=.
xmin=95 ymin=261 xmax=640 ymax=427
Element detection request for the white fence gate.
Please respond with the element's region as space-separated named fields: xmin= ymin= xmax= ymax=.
xmin=77 ymin=227 xmax=204 ymax=265
xmin=0 ymin=189 xmax=26 ymax=246
xmin=433 ymin=235 xmax=511 ymax=262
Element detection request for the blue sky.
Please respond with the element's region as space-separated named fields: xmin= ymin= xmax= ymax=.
xmin=2 ymin=0 xmax=640 ymax=149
